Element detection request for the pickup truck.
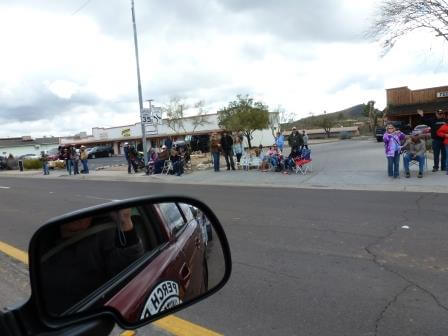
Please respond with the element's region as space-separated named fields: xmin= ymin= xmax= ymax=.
xmin=375 ymin=121 xmax=412 ymax=142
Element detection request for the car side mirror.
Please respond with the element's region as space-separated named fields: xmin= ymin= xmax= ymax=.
xmin=28 ymin=196 xmax=231 ymax=330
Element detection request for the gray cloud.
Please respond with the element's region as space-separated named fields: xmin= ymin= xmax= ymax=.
xmin=0 ymin=85 xmax=101 ymax=122
xmin=7 ymin=0 xmax=371 ymax=43
xmin=327 ymin=73 xmax=385 ymax=94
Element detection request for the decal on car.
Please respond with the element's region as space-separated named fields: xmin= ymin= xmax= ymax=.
xmin=140 ymin=280 xmax=182 ymax=319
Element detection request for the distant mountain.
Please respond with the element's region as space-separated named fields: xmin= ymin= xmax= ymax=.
xmin=282 ymin=104 xmax=371 ymax=130
xmin=332 ymin=104 xmax=366 ymax=119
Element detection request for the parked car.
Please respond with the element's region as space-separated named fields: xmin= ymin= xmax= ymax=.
xmin=18 ymin=153 xmax=40 ymax=160
xmin=186 ymin=135 xmax=210 ymax=153
xmin=47 ymin=148 xmax=60 ymax=161
xmin=339 ymin=131 xmax=352 ymax=140
xmin=375 ymin=121 xmax=412 ymax=142
xmin=189 ymin=205 xmax=213 ymax=245
xmin=87 ymin=145 xmax=114 ymax=159
xmin=0 ymin=156 xmax=7 ymax=170
xmin=412 ymin=124 xmax=431 ymax=137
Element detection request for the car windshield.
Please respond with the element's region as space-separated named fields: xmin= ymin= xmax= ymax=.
xmin=1 ymin=1 xmax=448 ymax=336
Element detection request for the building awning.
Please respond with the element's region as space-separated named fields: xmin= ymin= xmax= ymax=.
xmin=387 ymin=101 xmax=448 ymax=116
xmin=60 ymin=129 xmax=223 ymax=146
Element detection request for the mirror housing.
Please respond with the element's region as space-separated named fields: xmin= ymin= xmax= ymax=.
xmin=28 ymin=195 xmax=232 ymax=330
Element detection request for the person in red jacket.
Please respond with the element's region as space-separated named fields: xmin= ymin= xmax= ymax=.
xmin=437 ymin=121 xmax=448 ymax=175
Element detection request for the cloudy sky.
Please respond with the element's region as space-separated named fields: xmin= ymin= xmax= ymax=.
xmin=1 ymin=0 xmax=448 ymax=137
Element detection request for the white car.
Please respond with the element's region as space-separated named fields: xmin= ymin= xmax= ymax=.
xmin=20 ymin=154 xmax=40 ymax=160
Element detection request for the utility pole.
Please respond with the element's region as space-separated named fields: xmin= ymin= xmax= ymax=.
xmin=130 ymin=0 xmax=148 ymax=166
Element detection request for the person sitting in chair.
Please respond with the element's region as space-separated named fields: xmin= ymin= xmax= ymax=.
xmin=154 ymin=145 xmax=169 ymax=174
xmin=170 ymin=145 xmax=184 ymax=176
xmin=403 ymin=134 xmax=426 ymax=178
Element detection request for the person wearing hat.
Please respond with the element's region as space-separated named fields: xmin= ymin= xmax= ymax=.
xmin=417 ymin=109 xmax=447 ymax=172
xmin=80 ymin=145 xmax=89 ymax=174
xmin=402 ymin=133 xmax=426 ymax=178
xmin=288 ymin=127 xmax=304 ymax=154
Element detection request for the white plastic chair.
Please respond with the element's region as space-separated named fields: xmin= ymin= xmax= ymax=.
xmin=161 ymin=160 xmax=173 ymax=175
xmin=241 ymin=154 xmax=251 ymax=171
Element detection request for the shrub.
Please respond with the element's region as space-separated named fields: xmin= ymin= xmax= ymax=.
xmin=23 ymin=159 xmax=43 ymax=170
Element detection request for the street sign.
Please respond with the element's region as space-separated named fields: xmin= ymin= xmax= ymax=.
xmin=145 ymin=125 xmax=158 ymax=135
xmin=141 ymin=108 xmax=153 ymax=125
xmin=141 ymin=107 xmax=162 ymax=125
xmin=152 ymin=106 xmax=163 ymax=125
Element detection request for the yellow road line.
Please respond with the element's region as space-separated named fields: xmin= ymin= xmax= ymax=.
xmin=120 ymin=331 xmax=135 ymax=336
xmin=0 ymin=241 xmax=28 ymax=264
xmin=0 ymin=241 xmax=222 ymax=336
xmin=154 ymin=315 xmax=223 ymax=336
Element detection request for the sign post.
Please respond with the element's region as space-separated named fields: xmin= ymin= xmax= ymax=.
xmin=131 ymin=0 xmax=148 ymax=166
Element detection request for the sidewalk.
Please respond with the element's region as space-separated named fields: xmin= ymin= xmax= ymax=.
xmin=2 ymin=164 xmax=447 ymax=194
xmin=1 ymin=140 xmax=446 ymax=193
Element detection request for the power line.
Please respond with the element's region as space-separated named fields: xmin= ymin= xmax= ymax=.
xmin=71 ymin=0 xmax=92 ymax=16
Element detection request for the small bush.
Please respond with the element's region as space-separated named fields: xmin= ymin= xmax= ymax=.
xmin=23 ymin=159 xmax=43 ymax=170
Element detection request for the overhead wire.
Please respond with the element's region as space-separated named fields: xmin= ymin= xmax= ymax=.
xmin=71 ymin=0 xmax=92 ymax=16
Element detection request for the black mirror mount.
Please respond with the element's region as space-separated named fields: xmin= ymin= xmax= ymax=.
xmin=1 ymin=298 xmax=115 ymax=336
xmin=27 ymin=195 xmax=232 ymax=330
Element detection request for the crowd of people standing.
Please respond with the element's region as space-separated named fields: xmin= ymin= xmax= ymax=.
xmin=382 ymin=109 xmax=448 ymax=178
xmin=40 ymin=145 xmax=89 ymax=176
xmin=210 ymin=127 xmax=310 ymax=173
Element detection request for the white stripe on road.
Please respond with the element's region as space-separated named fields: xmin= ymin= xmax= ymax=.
xmin=0 ymin=186 xmax=10 ymax=189
xmin=81 ymin=195 xmax=123 ymax=202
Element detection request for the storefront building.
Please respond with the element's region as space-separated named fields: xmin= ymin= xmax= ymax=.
xmin=60 ymin=113 xmax=279 ymax=155
xmin=0 ymin=136 xmax=60 ymax=157
xmin=385 ymin=85 xmax=448 ymax=127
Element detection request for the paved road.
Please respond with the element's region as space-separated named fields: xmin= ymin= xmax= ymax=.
xmin=0 ymin=177 xmax=447 ymax=335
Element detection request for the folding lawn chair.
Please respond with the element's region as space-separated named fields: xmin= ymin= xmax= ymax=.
xmin=294 ymin=149 xmax=313 ymax=175
xmin=408 ymin=153 xmax=429 ymax=172
xmin=161 ymin=160 xmax=173 ymax=175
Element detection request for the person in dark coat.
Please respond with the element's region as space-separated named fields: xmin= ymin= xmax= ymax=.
xmin=417 ymin=109 xmax=447 ymax=171
xmin=288 ymin=127 xmax=304 ymax=153
xmin=220 ymin=131 xmax=235 ymax=170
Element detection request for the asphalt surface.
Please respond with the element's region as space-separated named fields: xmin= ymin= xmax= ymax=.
xmin=0 ymin=178 xmax=448 ymax=335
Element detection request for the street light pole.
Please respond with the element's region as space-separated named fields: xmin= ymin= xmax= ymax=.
xmin=130 ymin=0 xmax=148 ymax=166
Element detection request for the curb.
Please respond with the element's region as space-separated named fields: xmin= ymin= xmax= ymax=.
xmin=1 ymin=170 xmax=446 ymax=194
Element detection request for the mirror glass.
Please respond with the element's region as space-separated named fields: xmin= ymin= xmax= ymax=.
xmin=35 ymin=201 xmax=226 ymax=324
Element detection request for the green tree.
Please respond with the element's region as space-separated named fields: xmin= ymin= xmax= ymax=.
xmin=316 ymin=111 xmax=336 ymax=138
xmin=218 ymin=95 xmax=269 ymax=148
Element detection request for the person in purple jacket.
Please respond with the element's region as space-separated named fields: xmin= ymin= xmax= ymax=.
xmin=383 ymin=124 xmax=406 ymax=178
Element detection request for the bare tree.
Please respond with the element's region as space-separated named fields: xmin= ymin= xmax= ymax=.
xmin=191 ymin=100 xmax=212 ymax=134
xmin=268 ymin=106 xmax=295 ymax=137
xmin=368 ymin=0 xmax=448 ymax=54
xmin=163 ymin=97 xmax=188 ymax=134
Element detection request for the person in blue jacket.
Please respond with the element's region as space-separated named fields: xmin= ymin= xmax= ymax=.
xmin=275 ymin=131 xmax=285 ymax=152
